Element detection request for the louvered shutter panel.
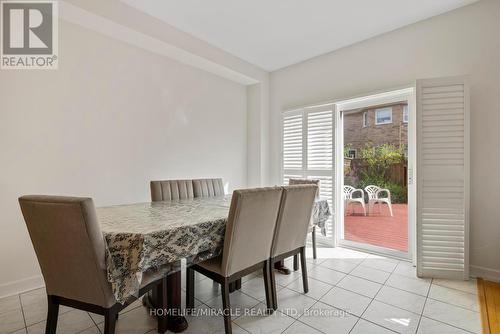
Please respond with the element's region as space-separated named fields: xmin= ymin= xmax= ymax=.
xmin=416 ymin=76 xmax=470 ymax=279
xmin=282 ymin=106 xmax=335 ymax=237
xmin=282 ymin=112 xmax=304 ymax=183
xmin=307 ymin=110 xmax=333 ymax=170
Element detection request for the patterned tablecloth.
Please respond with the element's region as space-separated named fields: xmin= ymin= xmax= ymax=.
xmin=98 ymin=195 xmax=330 ymax=303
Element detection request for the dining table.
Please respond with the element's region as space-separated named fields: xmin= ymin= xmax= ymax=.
xmin=97 ymin=194 xmax=331 ymax=332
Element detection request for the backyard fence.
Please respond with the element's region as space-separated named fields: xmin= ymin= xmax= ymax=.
xmin=345 ymin=158 xmax=408 ymax=187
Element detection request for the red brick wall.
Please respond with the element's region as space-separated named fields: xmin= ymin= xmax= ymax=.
xmin=344 ymin=103 xmax=408 ymax=157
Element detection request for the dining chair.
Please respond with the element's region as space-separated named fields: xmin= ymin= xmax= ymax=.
xmin=269 ymin=184 xmax=318 ymax=310
xmin=150 ymin=179 xmax=195 ymax=201
xmin=192 ymin=178 xmax=225 ymax=197
xmin=288 ymin=178 xmax=320 ymax=260
xmin=18 ymin=195 xmax=168 ymax=334
xmin=151 ymin=178 xmax=241 ymax=292
xmin=185 ymin=187 xmax=283 ymax=334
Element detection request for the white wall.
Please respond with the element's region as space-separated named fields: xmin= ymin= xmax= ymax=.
xmin=0 ymin=20 xmax=248 ymax=295
xmin=269 ymin=0 xmax=500 ymax=279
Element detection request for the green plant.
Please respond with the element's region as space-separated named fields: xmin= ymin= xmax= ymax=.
xmin=359 ymin=143 xmax=405 ymax=181
xmin=344 ymin=144 xmax=352 ymax=158
xmin=356 ymin=144 xmax=408 ymax=203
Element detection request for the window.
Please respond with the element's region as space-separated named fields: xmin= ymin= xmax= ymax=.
xmin=375 ymin=107 xmax=392 ymax=125
xmin=348 ymin=149 xmax=357 ymax=159
xmin=362 ymin=111 xmax=368 ymax=127
xmin=403 ymin=105 xmax=409 ymax=123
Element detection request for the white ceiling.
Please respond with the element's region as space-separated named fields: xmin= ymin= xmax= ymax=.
xmin=121 ymin=0 xmax=479 ymax=71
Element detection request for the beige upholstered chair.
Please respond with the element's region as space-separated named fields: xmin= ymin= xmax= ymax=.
xmin=288 ymin=178 xmax=320 ymax=260
xmin=269 ymin=185 xmax=317 ymax=310
xmin=18 ymin=196 xmax=168 ymax=334
xmin=192 ymin=178 xmax=225 ymax=197
xmin=186 ymin=187 xmax=283 ymax=334
xmin=150 ymin=179 xmax=195 ymax=201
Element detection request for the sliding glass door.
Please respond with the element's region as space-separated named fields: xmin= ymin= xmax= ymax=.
xmin=335 ymin=89 xmax=415 ymax=260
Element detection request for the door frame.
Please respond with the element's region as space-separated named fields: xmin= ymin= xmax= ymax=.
xmin=334 ymin=87 xmax=416 ymax=261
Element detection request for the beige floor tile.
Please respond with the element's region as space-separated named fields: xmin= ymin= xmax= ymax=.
xmin=0 ymin=295 xmax=21 ymax=314
xmin=0 ymin=308 xmax=25 ymax=334
xmin=275 ymin=288 xmax=316 ymax=318
xmin=299 ymin=302 xmax=358 ymax=334
xmin=286 ymin=277 xmax=333 ymax=300
xmin=20 ymin=288 xmax=71 ymax=326
xmin=234 ymin=303 xmax=295 ymax=334
xmin=27 ymin=309 xmax=94 ymax=334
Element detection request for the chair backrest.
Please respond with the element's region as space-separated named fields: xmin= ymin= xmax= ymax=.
xmin=221 ymin=187 xmax=283 ymax=277
xmin=289 ymin=178 xmax=320 ymax=198
xmin=364 ymin=185 xmax=381 ymax=200
xmin=18 ymin=196 xmax=115 ymax=307
xmin=150 ymin=179 xmax=195 ymax=201
xmin=193 ymin=178 xmax=225 ymax=198
xmin=344 ymin=185 xmax=356 ymax=199
xmin=271 ymin=185 xmax=318 ymax=257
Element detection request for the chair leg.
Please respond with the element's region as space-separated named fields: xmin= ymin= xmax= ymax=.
xmin=388 ymin=202 xmax=394 ymax=217
xmin=235 ymin=278 xmax=242 ymax=290
xmin=262 ymin=260 xmax=274 ymax=313
xmin=104 ymin=308 xmax=118 ymax=334
xmin=45 ymin=295 xmax=59 ymax=334
xmin=312 ymin=226 xmax=317 ymax=260
xmin=362 ymin=202 xmax=367 ymax=216
xmin=293 ymin=254 xmax=299 ymax=271
xmin=156 ymin=277 xmax=168 ymax=333
xmin=300 ymin=247 xmax=309 ymax=294
xmin=186 ymin=267 xmax=195 ymax=309
xmin=269 ymin=259 xmax=278 ymax=310
xmin=221 ymin=280 xmax=232 ymax=334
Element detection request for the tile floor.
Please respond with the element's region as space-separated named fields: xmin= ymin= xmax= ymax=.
xmin=0 ymin=247 xmax=481 ymax=334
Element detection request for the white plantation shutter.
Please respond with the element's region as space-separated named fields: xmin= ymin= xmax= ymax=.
xmin=283 ymin=113 xmax=303 ymax=171
xmin=282 ymin=105 xmax=335 ymax=236
xmin=307 ymin=110 xmax=333 ymax=170
xmin=416 ymin=76 xmax=470 ymax=279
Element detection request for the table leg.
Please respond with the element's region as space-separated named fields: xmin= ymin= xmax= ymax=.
xmin=166 ymin=271 xmax=188 ymax=332
xmin=144 ymin=271 xmax=188 ymax=333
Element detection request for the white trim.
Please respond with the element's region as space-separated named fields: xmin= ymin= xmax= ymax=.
xmin=0 ymin=275 xmax=44 ymax=299
xmin=374 ymin=107 xmax=393 ymax=125
xmin=336 ymin=87 xmax=414 ymax=112
xmin=470 ymin=265 xmax=500 ymax=283
xmin=334 ymin=109 xmax=344 ymax=248
xmin=339 ymin=240 xmax=410 ymax=261
xmin=403 ymin=105 xmax=409 ymax=123
xmin=362 ymin=111 xmax=368 ymax=127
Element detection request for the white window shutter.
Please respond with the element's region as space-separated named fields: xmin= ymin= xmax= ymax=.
xmin=282 ymin=112 xmax=304 ymax=177
xmin=416 ymin=76 xmax=470 ymax=279
xmin=282 ymin=105 xmax=335 ymax=237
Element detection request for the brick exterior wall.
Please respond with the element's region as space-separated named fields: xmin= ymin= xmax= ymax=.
xmin=344 ymin=103 xmax=408 ymax=158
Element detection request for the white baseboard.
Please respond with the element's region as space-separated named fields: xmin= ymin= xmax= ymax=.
xmin=470 ymin=265 xmax=500 ymax=282
xmin=0 ymin=275 xmax=44 ymax=298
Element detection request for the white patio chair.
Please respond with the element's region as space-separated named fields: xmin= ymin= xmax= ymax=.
xmin=364 ymin=185 xmax=394 ymax=216
xmin=343 ymin=185 xmax=366 ymax=216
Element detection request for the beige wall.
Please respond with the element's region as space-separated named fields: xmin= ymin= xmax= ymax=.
xmin=269 ymin=0 xmax=500 ymax=278
xmin=0 ymin=20 xmax=248 ymax=295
